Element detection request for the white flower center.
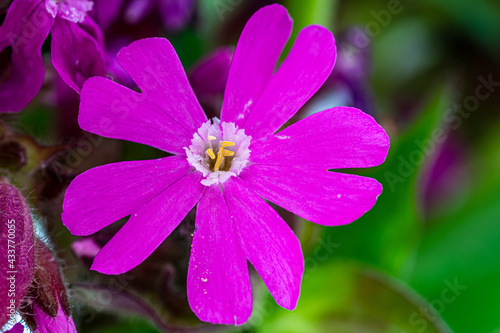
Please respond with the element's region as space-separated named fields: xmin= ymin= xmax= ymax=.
xmin=45 ymin=0 xmax=93 ymax=23
xmin=185 ymin=118 xmax=251 ymax=186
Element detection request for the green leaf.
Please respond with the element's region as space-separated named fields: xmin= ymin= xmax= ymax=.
xmin=256 ymin=260 xmax=452 ymax=333
xmin=282 ymin=0 xmax=338 ymax=59
xmin=71 ymin=283 xmax=212 ymax=333
xmin=410 ymin=120 xmax=500 ymax=333
xmin=322 ymin=83 xmax=453 ymax=277
xmin=421 ymin=0 xmax=500 ymax=56
xmin=15 ymin=106 xmax=55 ymax=142
xmin=80 ymin=316 xmax=160 ymax=333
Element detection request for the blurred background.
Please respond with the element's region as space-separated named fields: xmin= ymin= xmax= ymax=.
xmin=1 ymin=0 xmax=500 ymax=332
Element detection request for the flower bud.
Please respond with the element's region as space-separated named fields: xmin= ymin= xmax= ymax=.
xmin=21 ymin=239 xmax=76 ymax=333
xmin=0 ymin=178 xmax=35 ymax=328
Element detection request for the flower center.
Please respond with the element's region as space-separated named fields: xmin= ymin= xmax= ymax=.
xmin=185 ymin=119 xmax=251 ymax=186
xmin=206 ymin=137 xmax=235 ymax=172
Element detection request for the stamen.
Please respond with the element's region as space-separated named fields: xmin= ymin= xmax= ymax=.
xmin=214 ymin=141 xmax=235 ymax=171
xmin=220 ymin=141 xmax=235 ymax=148
xmin=186 ymin=120 xmax=251 ymax=186
xmin=205 ymin=139 xmax=235 ymax=172
xmin=206 ymin=148 xmax=215 ymax=159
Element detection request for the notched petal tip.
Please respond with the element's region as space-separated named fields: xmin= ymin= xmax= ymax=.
xmin=116 ymin=37 xmax=174 ymax=70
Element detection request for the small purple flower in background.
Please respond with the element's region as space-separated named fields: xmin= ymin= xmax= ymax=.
xmin=331 ymin=27 xmax=375 ymax=115
xmin=188 ymin=47 xmax=233 ymax=119
xmin=93 ymin=0 xmax=195 ymax=88
xmin=422 ymin=135 xmax=470 ymax=216
xmin=94 ymin=0 xmax=195 ymax=33
xmin=299 ymin=27 xmax=376 ymax=120
xmin=62 ymin=4 xmax=389 ymax=325
xmin=0 ymin=0 xmax=106 ymax=112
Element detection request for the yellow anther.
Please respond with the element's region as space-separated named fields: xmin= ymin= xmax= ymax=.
xmin=206 ymin=148 xmax=215 ymax=159
xmin=208 ymin=136 xmax=217 ymax=140
xmin=220 ymin=141 xmax=235 ymax=148
xmin=205 ymin=140 xmax=235 ymax=172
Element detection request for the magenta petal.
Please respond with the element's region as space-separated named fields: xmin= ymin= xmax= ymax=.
xmin=0 ymin=0 xmax=54 ymax=112
xmin=241 ymin=164 xmax=383 ymax=226
xmin=79 ymin=76 xmax=192 ymax=154
xmin=50 ymin=17 xmax=106 ymax=93
xmin=116 ymin=38 xmax=207 ymax=133
xmin=224 ymin=177 xmax=303 ymax=310
xmin=91 ymin=172 xmax=205 ymax=274
xmin=188 ymin=185 xmax=252 ymax=325
xmin=79 ymin=15 xmax=106 ymax=51
xmin=62 ymin=156 xmax=190 ymax=236
xmin=32 ymin=302 xmax=77 ymax=333
xmin=220 ymin=4 xmax=292 ymax=126
xmin=242 ymin=25 xmax=336 ymax=140
xmin=250 ymin=107 xmax=389 ymax=169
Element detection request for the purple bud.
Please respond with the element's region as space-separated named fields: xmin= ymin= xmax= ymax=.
xmin=31 ymin=301 xmax=77 ymax=333
xmin=21 ymin=239 xmax=76 ymax=332
xmin=0 ymin=178 xmax=35 ymax=328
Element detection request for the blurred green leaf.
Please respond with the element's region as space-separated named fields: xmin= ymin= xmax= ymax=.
xmin=256 ymin=260 xmax=452 ymax=333
xmin=422 ymin=0 xmax=500 ymax=56
xmin=169 ymin=28 xmax=205 ymax=69
xmin=16 ymin=106 xmax=55 ymax=142
xmin=283 ymin=0 xmax=338 ymax=59
xmin=121 ymin=141 xmax=167 ymax=161
xmin=85 ymin=317 xmax=160 ymax=333
xmin=373 ymin=19 xmax=441 ymax=93
xmin=410 ymin=120 xmax=500 ymax=333
xmin=71 ymin=282 xmax=214 ymax=333
xmin=323 ymin=83 xmax=452 ymax=277
xmin=284 ymin=0 xmax=337 ymax=31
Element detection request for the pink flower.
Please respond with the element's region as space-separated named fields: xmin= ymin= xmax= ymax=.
xmin=0 ymin=0 xmax=105 ymax=112
xmin=62 ymin=4 xmax=389 ymax=325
